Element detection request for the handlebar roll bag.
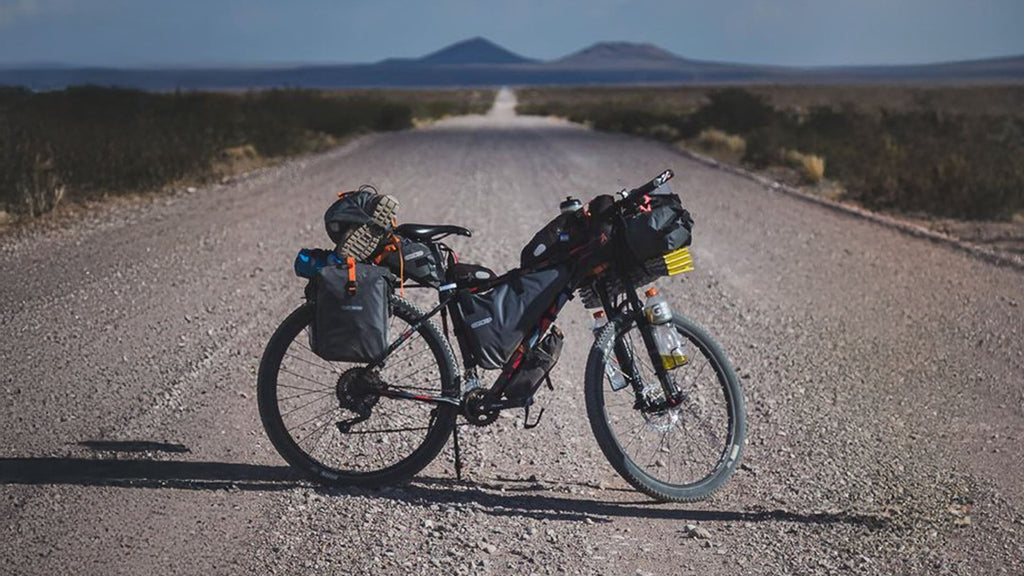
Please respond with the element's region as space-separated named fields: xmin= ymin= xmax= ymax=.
xmin=624 ymin=193 xmax=693 ymax=261
xmin=456 ymin=265 xmax=570 ymax=370
xmin=309 ymin=261 xmax=391 ymax=362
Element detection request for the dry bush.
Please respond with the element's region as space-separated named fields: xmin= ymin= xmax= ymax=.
xmin=1 ymin=87 xmax=491 ymax=218
xmin=517 ymin=86 xmax=1024 ymax=220
xmin=783 ymin=149 xmax=826 ymax=183
xmin=697 ymin=129 xmax=746 ymax=155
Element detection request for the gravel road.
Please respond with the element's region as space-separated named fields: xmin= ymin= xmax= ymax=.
xmin=2 ymin=89 xmax=1022 ymax=575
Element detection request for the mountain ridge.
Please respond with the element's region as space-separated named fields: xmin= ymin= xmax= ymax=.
xmin=2 ymin=37 xmax=1022 ymax=89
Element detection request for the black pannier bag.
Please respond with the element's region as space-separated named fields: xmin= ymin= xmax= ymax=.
xmin=504 ymin=326 xmax=564 ymax=399
xmin=520 ymin=210 xmax=590 ymax=268
xmin=309 ymin=260 xmax=391 ymax=363
xmin=324 ymin=187 xmax=399 ymax=261
xmin=624 ymin=192 xmax=693 ymax=261
xmin=380 ymin=238 xmax=442 ymax=287
xmin=456 ymin=265 xmax=570 ymax=370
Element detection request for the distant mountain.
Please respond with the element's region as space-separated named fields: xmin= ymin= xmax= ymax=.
xmin=417 ymin=37 xmax=535 ymax=65
xmin=552 ymin=42 xmax=690 ymax=68
xmin=2 ymin=37 xmax=1022 ymax=90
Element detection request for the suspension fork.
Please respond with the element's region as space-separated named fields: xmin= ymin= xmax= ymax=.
xmin=622 ymin=287 xmax=682 ymax=403
xmin=596 ymin=283 xmax=643 ymax=406
xmin=597 ymin=282 xmax=681 ymax=410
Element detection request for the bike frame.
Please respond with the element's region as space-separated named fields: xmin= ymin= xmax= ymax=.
xmin=369 ymin=207 xmax=682 ymax=415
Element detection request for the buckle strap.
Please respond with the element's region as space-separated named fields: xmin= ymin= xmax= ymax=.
xmin=345 ymin=256 xmax=357 ymax=295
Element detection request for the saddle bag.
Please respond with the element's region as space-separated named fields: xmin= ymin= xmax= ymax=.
xmin=309 ymin=258 xmax=391 ymax=363
xmin=456 ymin=265 xmax=570 ymax=370
xmin=504 ymin=326 xmax=564 ymax=399
xmin=624 ymin=192 xmax=693 ymax=261
xmin=380 ymin=238 xmax=443 ymax=287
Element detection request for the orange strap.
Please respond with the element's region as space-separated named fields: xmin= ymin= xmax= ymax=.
xmin=346 ymin=256 xmax=357 ymax=295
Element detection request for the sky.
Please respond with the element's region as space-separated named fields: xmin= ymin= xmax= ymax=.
xmin=1 ymin=0 xmax=1022 ymax=68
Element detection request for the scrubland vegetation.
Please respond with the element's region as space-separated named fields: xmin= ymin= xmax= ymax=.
xmin=0 ymin=87 xmax=493 ymax=219
xmin=517 ymin=86 xmax=1024 ymax=221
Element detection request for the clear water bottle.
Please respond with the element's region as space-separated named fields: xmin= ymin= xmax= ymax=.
xmin=642 ymin=287 xmax=689 ymax=370
xmin=592 ymin=311 xmax=628 ymax=391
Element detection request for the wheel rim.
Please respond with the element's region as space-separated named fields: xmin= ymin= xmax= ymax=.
xmin=598 ymin=318 xmax=736 ymax=490
xmin=267 ymin=304 xmax=451 ymax=478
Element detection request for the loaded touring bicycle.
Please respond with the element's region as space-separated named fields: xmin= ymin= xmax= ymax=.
xmin=258 ymin=170 xmax=746 ymax=502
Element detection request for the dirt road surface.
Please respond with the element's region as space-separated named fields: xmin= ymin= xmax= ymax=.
xmin=2 ymin=89 xmax=1022 ymax=575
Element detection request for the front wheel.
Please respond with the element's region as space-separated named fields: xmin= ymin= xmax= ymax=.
xmin=585 ymin=311 xmax=746 ymax=502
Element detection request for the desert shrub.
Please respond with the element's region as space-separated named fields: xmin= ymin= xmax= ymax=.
xmin=1 ymin=86 xmax=485 ymax=218
xmin=696 ymin=129 xmax=746 ymax=155
xmin=746 ymin=106 xmax=1024 ymax=218
xmin=783 ymin=150 xmax=826 ymax=183
xmin=691 ymin=88 xmax=774 ymax=135
xmin=517 ymin=86 xmax=1024 ymax=220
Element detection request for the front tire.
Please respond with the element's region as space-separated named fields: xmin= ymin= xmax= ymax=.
xmin=585 ymin=311 xmax=746 ymax=502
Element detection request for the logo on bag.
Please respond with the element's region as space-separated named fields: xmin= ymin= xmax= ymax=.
xmin=406 ymin=250 xmax=426 ymax=259
xmin=340 ymin=305 xmax=364 ymax=311
xmin=470 ymin=317 xmax=493 ymax=329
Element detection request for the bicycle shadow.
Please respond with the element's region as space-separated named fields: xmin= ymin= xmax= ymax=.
xmin=0 ymin=442 xmax=888 ymax=530
xmin=375 ymin=477 xmax=890 ymax=529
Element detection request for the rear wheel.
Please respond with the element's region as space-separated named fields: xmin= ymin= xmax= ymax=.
xmin=585 ymin=311 xmax=746 ymax=502
xmin=257 ymin=297 xmax=458 ymax=487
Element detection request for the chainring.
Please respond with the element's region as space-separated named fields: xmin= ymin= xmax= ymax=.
xmin=462 ymin=388 xmax=500 ymax=426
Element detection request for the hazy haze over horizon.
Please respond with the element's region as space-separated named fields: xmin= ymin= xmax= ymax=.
xmin=1 ymin=0 xmax=1022 ymax=68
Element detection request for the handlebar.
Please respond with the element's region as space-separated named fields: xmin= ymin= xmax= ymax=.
xmin=617 ymin=169 xmax=674 ymax=206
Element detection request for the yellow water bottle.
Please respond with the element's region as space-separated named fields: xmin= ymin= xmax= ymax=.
xmin=643 ymin=287 xmax=689 ymax=370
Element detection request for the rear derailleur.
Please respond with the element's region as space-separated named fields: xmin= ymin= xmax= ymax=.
xmin=335 ymin=367 xmax=382 ymax=433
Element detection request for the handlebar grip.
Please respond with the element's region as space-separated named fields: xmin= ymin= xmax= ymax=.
xmin=622 ymin=169 xmax=674 ymax=204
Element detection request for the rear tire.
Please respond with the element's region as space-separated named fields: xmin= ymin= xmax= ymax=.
xmin=585 ymin=312 xmax=746 ymax=502
xmin=257 ymin=297 xmax=458 ymax=487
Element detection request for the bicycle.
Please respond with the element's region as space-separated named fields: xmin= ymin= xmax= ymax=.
xmin=257 ymin=170 xmax=746 ymax=502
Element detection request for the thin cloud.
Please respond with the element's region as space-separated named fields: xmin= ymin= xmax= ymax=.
xmin=0 ymin=0 xmax=111 ymax=28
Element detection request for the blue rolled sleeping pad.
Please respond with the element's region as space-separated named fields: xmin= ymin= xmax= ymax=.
xmin=294 ymin=248 xmax=343 ymax=279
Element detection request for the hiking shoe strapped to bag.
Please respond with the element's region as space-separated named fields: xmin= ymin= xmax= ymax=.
xmin=325 ymin=186 xmax=400 ymax=262
xmin=310 ymin=257 xmax=392 ymax=363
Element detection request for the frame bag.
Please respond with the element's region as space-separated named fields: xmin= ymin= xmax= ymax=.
xmin=310 ymin=259 xmax=391 ymax=362
xmin=504 ymin=326 xmax=564 ymax=399
xmin=456 ymin=265 xmax=570 ymax=370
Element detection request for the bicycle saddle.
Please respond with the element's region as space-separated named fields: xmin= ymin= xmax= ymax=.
xmin=395 ymin=223 xmax=472 ymax=242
